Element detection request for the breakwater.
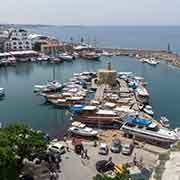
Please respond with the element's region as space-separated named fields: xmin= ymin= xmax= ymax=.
xmin=99 ymin=48 xmax=180 ymax=68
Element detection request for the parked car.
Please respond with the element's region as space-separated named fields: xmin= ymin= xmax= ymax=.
xmin=121 ymin=143 xmax=133 ymax=155
xmin=48 ymin=143 xmax=66 ymax=154
xmin=110 ymin=139 xmax=121 ymax=153
xmin=96 ymin=160 xmax=114 ymax=173
xmin=99 ymin=143 xmax=109 ymax=155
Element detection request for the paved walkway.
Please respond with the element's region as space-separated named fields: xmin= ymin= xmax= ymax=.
xmin=162 ymin=152 xmax=180 ymax=180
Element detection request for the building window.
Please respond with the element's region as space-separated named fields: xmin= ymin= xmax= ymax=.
xmin=25 ymin=41 xmax=29 ymax=44
xmin=19 ymin=42 xmax=22 ymax=45
xmin=13 ymin=42 xmax=17 ymax=45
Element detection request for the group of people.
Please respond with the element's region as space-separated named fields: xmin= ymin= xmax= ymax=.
xmin=47 ymin=151 xmax=62 ymax=180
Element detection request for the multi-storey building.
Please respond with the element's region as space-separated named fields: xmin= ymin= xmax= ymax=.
xmin=4 ymin=29 xmax=32 ymax=51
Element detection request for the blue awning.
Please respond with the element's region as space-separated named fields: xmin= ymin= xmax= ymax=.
xmin=70 ymin=104 xmax=85 ymax=112
xmin=122 ymin=115 xmax=151 ymax=126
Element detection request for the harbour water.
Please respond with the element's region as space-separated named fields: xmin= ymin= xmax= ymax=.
xmin=0 ymin=26 xmax=180 ymax=137
xmin=0 ymin=56 xmax=180 ymax=137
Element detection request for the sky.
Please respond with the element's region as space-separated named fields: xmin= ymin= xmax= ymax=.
xmin=0 ymin=0 xmax=180 ymax=25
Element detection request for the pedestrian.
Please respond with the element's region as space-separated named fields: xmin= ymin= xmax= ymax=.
xmin=66 ymin=141 xmax=70 ymax=152
xmin=84 ymin=148 xmax=89 ymax=160
xmin=133 ymin=153 xmax=137 ymax=165
xmin=81 ymin=149 xmax=84 ymax=158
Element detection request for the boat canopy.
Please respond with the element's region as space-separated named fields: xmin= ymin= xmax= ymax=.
xmin=96 ymin=110 xmax=116 ymax=116
xmin=114 ymin=106 xmax=135 ymax=113
xmin=82 ymin=106 xmax=97 ymax=111
xmin=104 ymin=102 xmax=116 ymax=108
xmin=122 ymin=115 xmax=152 ymax=126
xmin=70 ymin=104 xmax=85 ymax=112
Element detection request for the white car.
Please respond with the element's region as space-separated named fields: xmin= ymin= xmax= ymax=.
xmin=99 ymin=143 xmax=109 ymax=155
xmin=121 ymin=143 xmax=133 ymax=155
xmin=48 ymin=143 xmax=66 ymax=154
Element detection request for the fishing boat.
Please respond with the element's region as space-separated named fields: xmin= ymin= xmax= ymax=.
xmin=68 ymin=121 xmax=98 ymax=137
xmin=121 ymin=121 xmax=178 ymax=144
xmin=0 ymin=88 xmax=5 ymax=97
xmin=160 ymin=116 xmax=170 ymax=128
xmin=143 ymin=105 xmax=154 ymax=116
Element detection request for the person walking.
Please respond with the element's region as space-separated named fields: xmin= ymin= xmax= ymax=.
xmin=84 ymin=148 xmax=89 ymax=160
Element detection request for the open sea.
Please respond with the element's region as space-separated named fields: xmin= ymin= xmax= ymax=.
xmin=0 ymin=26 xmax=180 ymax=137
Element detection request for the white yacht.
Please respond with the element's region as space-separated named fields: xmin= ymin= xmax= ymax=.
xmin=101 ymin=51 xmax=114 ymax=57
xmin=73 ymin=43 xmax=92 ymax=50
xmin=140 ymin=58 xmax=159 ymax=65
xmin=143 ymin=105 xmax=154 ymax=116
xmin=135 ymin=86 xmax=149 ymax=104
xmin=121 ymin=122 xmax=178 ymax=144
xmin=160 ymin=116 xmax=170 ymax=128
xmin=68 ymin=121 xmax=98 ymax=137
xmin=34 ymin=81 xmax=62 ymax=92
xmin=0 ymin=88 xmax=5 ymax=97
xmin=59 ymin=53 xmax=74 ymax=60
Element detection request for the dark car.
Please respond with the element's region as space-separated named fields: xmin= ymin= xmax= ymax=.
xmin=96 ymin=160 xmax=114 ymax=173
xmin=110 ymin=139 xmax=121 ymax=153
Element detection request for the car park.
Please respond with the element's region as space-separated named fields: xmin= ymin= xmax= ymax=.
xmin=99 ymin=143 xmax=109 ymax=155
xmin=110 ymin=139 xmax=121 ymax=153
xmin=121 ymin=143 xmax=133 ymax=155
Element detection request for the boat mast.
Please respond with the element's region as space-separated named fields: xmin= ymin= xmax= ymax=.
xmin=53 ymin=62 xmax=55 ymax=80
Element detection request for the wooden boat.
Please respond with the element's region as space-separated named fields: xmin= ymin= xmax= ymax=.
xmin=48 ymin=97 xmax=85 ymax=107
xmin=81 ymin=52 xmax=100 ymax=60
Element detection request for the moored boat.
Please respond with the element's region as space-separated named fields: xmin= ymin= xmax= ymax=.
xmin=0 ymin=88 xmax=5 ymax=97
xmin=143 ymin=105 xmax=154 ymax=116
xmin=68 ymin=121 xmax=98 ymax=137
xmin=160 ymin=116 xmax=170 ymax=128
xmin=121 ymin=121 xmax=178 ymax=145
xmin=34 ymin=80 xmax=62 ymax=92
xmin=135 ymin=86 xmax=149 ymax=104
xmin=59 ymin=53 xmax=75 ymax=61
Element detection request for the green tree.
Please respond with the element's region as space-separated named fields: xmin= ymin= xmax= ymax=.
xmin=0 ymin=146 xmax=18 ymax=180
xmin=0 ymin=123 xmax=49 ymax=180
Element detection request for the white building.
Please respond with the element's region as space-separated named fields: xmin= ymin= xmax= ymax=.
xmin=5 ymin=29 xmax=32 ymax=51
